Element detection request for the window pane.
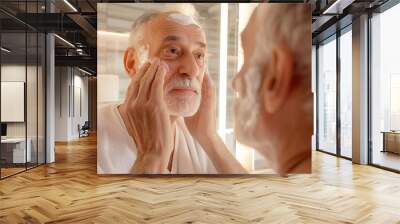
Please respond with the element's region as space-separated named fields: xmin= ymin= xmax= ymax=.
xmin=340 ymin=29 xmax=352 ymax=158
xmin=27 ymin=31 xmax=38 ymax=169
xmin=38 ymin=32 xmax=46 ymax=165
xmin=317 ymin=37 xmax=337 ymax=154
xmin=1 ymin=30 xmax=28 ymax=177
xmin=312 ymin=45 xmax=317 ymax=151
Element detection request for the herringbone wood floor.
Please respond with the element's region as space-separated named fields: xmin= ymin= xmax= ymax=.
xmin=1 ymin=135 xmax=400 ymax=224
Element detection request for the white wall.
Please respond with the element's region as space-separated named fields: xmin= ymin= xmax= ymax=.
xmin=55 ymin=67 xmax=70 ymax=141
xmin=1 ymin=65 xmax=36 ymax=138
xmin=55 ymin=67 xmax=89 ymax=141
xmin=72 ymin=74 xmax=89 ymax=138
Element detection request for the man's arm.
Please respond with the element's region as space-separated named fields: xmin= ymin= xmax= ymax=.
xmin=119 ymin=59 xmax=174 ymax=174
xmin=185 ymin=73 xmax=247 ymax=174
xmin=200 ymin=133 xmax=247 ymax=174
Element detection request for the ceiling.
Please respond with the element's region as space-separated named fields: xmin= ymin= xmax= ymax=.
xmin=0 ymin=0 xmax=98 ymax=74
xmin=311 ymin=0 xmax=390 ymax=43
xmin=0 ymin=0 xmax=394 ymax=75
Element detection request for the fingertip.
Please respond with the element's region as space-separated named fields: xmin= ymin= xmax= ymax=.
xmin=155 ymin=62 xmax=167 ymax=87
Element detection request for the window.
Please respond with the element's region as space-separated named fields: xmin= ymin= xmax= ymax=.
xmin=0 ymin=1 xmax=46 ymax=179
xmin=317 ymin=36 xmax=337 ymax=154
xmin=339 ymin=28 xmax=352 ymax=158
xmin=370 ymin=2 xmax=400 ymax=171
xmin=312 ymin=45 xmax=317 ymax=151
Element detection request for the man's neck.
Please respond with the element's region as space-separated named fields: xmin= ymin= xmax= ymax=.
xmin=260 ymin=128 xmax=311 ymax=175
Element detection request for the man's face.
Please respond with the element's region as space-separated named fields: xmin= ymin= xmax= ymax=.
xmin=232 ymin=5 xmax=312 ymax=173
xmin=232 ymin=8 xmax=266 ymax=148
xmin=143 ymin=13 xmax=207 ymax=117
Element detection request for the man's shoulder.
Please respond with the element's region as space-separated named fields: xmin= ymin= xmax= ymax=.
xmin=97 ymin=102 xmax=125 ymax=136
xmin=97 ymin=102 xmax=137 ymax=174
xmin=98 ymin=102 xmax=119 ymax=117
xmin=98 ymin=102 xmax=121 ymax=123
xmin=97 ymin=101 xmax=136 ymax=156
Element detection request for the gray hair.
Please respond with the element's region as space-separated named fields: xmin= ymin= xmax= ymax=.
xmin=128 ymin=4 xmax=202 ymax=68
xmin=253 ymin=3 xmax=311 ymax=77
xmin=243 ymin=3 xmax=312 ymax=120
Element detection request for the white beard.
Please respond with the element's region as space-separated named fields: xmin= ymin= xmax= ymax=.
xmin=164 ymin=77 xmax=201 ymax=117
xmin=164 ymin=93 xmax=201 ymax=117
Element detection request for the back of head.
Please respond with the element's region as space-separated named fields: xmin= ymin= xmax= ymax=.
xmin=254 ymin=3 xmax=311 ymax=78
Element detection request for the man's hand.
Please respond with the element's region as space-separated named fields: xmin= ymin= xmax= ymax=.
xmin=118 ymin=58 xmax=173 ymax=174
xmin=185 ymin=72 xmax=247 ymax=174
xmin=185 ymin=72 xmax=218 ymax=144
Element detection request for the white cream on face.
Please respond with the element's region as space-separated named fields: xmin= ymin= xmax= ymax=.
xmin=234 ymin=65 xmax=266 ymax=147
xmin=167 ymin=13 xmax=200 ymax=27
xmin=136 ymin=45 xmax=149 ymax=69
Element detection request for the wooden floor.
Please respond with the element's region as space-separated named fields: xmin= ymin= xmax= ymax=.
xmin=1 ymin=135 xmax=400 ymax=223
xmin=1 ymin=163 xmax=44 ymax=178
xmin=1 ymin=167 xmax=26 ymax=178
xmin=372 ymin=150 xmax=400 ymax=171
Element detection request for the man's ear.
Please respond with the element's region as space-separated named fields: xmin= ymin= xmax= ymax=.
xmin=261 ymin=43 xmax=294 ymax=114
xmin=123 ymin=47 xmax=138 ymax=78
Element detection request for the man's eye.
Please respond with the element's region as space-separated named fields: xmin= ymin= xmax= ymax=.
xmin=195 ymin=53 xmax=204 ymax=59
xmin=163 ymin=47 xmax=180 ymax=57
xmin=169 ymin=48 xmax=178 ymax=54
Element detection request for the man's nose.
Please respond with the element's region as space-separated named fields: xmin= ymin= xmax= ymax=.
xmin=177 ymin=53 xmax=199 ymax=78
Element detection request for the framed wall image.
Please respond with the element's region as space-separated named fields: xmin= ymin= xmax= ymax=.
xmin=97 ymin=3 xmax=312 ymax=175
xmin=1 ymin=81 xmax=25 ymax=122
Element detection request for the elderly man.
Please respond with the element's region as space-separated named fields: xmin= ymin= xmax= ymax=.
xmin=232 ymin=4 xmax=312 ymax=175
xmin=98 ymin=4 xmax=245 ymax=174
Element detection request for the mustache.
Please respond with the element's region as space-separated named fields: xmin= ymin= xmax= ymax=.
xmin=165 ymin=77 xmax=201 ymax=94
